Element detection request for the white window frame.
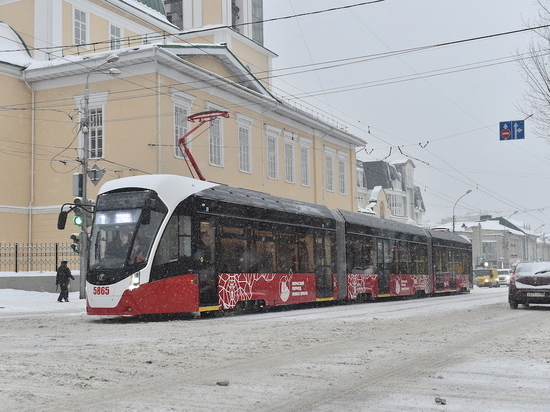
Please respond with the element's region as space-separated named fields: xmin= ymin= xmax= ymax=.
xmin=389 ymin=194 xmax=404 ymax=217
xmin=110 ymin=24 xmax=122 ymax=50
xmin=74 ymin=8 xmax=88 ymax=47
xmin=171 ymin=90 xmax=195 ymax=159
xmin=237 ymin=114 xmax=253 ymax=174
xmin=325 ymin=147 xmax=336 ymax=192
xmin=208 ymin=104 xmax=225 ymax=167
xmin=283 ymin=132 xmax=295 ymax=184
xmin=266 ymin=126 xmax=280 ymax=180
xmin=338 ymin=151 xmax=348 ymax=195
xmin=88 ymin=106 xmax=104 ymax=159
xmin=74 ymin=92 xmax=109 ymax=161
xmin=174 ymin=105 xmax=188 ymax=159
xmin=251 ymin=0 xmax=264 ymax=45
xmin=299 ymin=137 xmax=312 ymax=187
xmin=357 ymin=166 xmax=366 ymax=190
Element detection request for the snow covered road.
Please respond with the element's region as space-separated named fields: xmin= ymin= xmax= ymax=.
xmin=1 ymin=287 xmax=549 ymax=411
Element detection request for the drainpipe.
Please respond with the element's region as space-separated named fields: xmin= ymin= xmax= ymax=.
xmin=24 ymin=80 xmax=35 ymax=271
xmin=155 ymin=47 xmax=162 ymax=174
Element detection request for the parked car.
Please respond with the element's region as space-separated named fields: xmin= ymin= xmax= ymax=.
xmin=473 ymin=268 xmax=500 ymax=288
xmin=498 ymin=269 xmax=512 ymax=286
xmin=509 ymin=262 xmax=550 ymax=309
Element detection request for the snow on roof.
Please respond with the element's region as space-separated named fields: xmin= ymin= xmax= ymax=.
xmin=0 ymin=22 xmax=34 ymax=68
xmin=434 ymin=219 xmax=526 ymax=235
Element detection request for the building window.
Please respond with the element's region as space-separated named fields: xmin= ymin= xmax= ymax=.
xmin=74 ymin=9 xmax=87 ymax=46
xmin=251 ymin=0 xmax=264 ymax=45
xmin=171 ymin=90 xmax=195 ymax=159
xmin=174 ymin=105 xmax=188 ymax=159
xmin=237 ymin=115 xmax=253 ymax=173
xmin=231 ymin=0 xmax=241 ymax=32
xmin=74 ymin=92 xmax=108 ymax=161
xmin=482 ymin=240 xmax=498 ymax=262
xmin=325 ymin=150 xmax=334 ymax=192
xmin=266 ymin=126 xmax=280 ymax=180
xmin=389 ymin=194 xmax=404 ymax=216
xmin=284 ymin=133 xmax=295 ymax=183
xmin=299 ymin=137 xmax=311 ymax=187
xmin=89 ymin=107 xmax=103 ymax=159
xmin=110 ymin=25 xmax=122 ymax=50
xmin=209 ymin=117 xmax=223 ymax=167
xmin=357 ymin=167 xmax=366 ymax=189
xmin=338 ymin=158 xmax=346 ymax=195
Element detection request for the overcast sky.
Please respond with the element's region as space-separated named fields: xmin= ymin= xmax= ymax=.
xmin=263 ymin=0 xmax=548 ymax=230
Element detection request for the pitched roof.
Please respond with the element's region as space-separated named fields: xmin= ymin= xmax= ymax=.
xmin=136 ymin=0 xmax=166 ymax=15
xmin=0 ymin=22 xmax=33 ymax=69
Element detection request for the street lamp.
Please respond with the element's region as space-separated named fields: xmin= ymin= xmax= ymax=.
xmin=452 ymin=189 xmax=472 ymax=233
xmin=505 ymin=211 xmax=518 ymax=221
xmin=78 ymin=54 xmax=120 ymax=299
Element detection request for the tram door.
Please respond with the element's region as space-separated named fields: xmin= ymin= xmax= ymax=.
xmin=197 ymin=220 xmax=217 ymax=305
xmin=315 ymin=231 xmax=335 ymax=298
xmin=376 ymin=240 xmax=391 ymax=295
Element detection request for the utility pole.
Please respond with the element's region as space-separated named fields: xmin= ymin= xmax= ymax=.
xmin=79 ymin=54 xmax=120 ymax=299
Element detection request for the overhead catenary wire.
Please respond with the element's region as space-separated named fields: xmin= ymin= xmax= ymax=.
xmin=2 ymin=5 xmax=548 ymax=225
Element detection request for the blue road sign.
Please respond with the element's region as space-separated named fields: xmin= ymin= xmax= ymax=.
xmin=499 ymin=120 xmax=524 ymax=141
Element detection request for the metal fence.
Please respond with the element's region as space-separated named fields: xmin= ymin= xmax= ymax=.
xmin=0 ymin=243 xmax=79 ymax=272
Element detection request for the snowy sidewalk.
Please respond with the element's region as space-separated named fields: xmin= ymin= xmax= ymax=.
xmin=0 ymin=289 xmax=86 ymax=316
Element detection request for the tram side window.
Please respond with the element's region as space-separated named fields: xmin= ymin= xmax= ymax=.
xmin=398 ymin=241 xmax=411 ymax=274
xmin=382 ymin=240 xmax=397 ymax=274
xmin=179 ymin=215 xmax=192 ymax=258
xmin=152 ymin=215 xmax=179 ymax=268
xmin=411 ymin=243 xmax=428 ymax=275
xmin=251 ymin=228 xmax=275 ymax=273
xmin=461 ymin=251 xmax=472 ymax=275
xmin=377 ymin=240 xmax=385 ymax=271
xmin=434 ymin=247 xmax=450 ymax=274
xmin=219 ymin=225 xmax=247 ymax=273
xmin=297 ymin=231 xmax=314 ymax=273
xmin=346 ymin=235 xmax=376 ymax=273
xmin=450 ymin=249 xmax=469 ymax=275
xmin=277 ymin=231 xmax=297 ymax=272
xmin=196 ymin=220 xmax=215 ymax=266
xmin=433 ymin=247 xmax=441 ymax=274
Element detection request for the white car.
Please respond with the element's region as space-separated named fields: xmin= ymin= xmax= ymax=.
xmin=498 ymin=269 xmax=512 ymax=286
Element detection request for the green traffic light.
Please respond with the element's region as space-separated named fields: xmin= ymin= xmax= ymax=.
xmin=73 ymin=215 xmax=84 ymax=226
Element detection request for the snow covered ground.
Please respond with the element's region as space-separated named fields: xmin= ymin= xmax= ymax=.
xmin=1 ymin=286 xmax=549 ymax=411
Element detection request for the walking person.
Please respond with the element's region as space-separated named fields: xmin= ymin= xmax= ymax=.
xmin=56 ymin=260 xmax=74 ymax=302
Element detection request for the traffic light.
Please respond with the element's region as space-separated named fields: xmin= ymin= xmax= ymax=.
xmin=70 ymin=233 xmax=80 ymax=253
xmin=72 ymin=198 xmax=84 ymax=226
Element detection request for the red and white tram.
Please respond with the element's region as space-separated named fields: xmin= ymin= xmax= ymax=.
xmin=86 ymin=174 xmax=472 ymax=316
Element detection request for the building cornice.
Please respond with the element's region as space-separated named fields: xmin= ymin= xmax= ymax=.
xmin=21 ymin=45 xmax=365 ymax=147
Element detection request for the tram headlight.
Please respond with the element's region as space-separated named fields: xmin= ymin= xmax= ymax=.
xmin=129 ymin=271 xmax=141 ymax=291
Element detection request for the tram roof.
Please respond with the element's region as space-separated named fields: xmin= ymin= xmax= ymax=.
xmin=428 ymin=228 xmax=472 ymax=246
xmin=195 ymin=184 xmax=335 ymax=221
xmin=337 ymin=209 xmax=428 ymax=237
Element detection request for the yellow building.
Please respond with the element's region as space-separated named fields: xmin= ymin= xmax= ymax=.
xmin=0 ymin=0 xmax=364 ymax=251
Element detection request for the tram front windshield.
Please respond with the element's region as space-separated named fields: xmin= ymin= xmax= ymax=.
xmin=89 ymin=207 xmax=165 ymax=270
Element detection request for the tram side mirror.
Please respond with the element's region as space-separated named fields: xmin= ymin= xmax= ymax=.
xmin=57 ymin=211 xmax=68 ymax=230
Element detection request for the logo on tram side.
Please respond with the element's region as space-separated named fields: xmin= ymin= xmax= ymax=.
xmin=280 ymin=276 xmax=291 ymax=302
xmin=394 ymin=276 xmax=410 ymax=295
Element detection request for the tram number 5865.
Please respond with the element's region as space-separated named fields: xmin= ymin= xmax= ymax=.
xmin=93 ymin=286 xmax=110 ymax=295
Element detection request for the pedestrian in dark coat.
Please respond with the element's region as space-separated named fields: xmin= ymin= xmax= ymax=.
xmin=56 ymin=260 xmax=75 ymax=302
